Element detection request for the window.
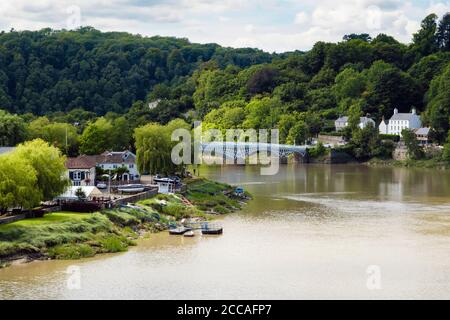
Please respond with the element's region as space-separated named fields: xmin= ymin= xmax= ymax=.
xmin=73 ymin=181 xmax=81 ymax=186
xmin=73 ymin=171 xmax=82 ymax=180
xmin=129 ymin=164 xmax=134 ymax=169
xmin=113 ymin=165 xmax=118 ymax=169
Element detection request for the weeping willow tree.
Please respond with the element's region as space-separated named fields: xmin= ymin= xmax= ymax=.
xmin=134 ymin=119 xmax=191 ymax=175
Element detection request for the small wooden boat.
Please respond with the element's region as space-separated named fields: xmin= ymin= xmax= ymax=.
xmin=201 ymin=223 xmax=223 ymax=235
xmin=169 ymin=227 xmax=189 ymax=235
xmin=183 ymin=230 xmax=195 ymax=237
xmin=118 ymin=184 xmax=145 ymax=193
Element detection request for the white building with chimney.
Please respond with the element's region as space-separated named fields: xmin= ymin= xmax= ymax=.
xmin=379 ymin=108 xmax=422 ymax=136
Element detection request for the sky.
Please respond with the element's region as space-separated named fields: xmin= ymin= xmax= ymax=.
xmin=0 ymin=0 xmax=449 ymax=53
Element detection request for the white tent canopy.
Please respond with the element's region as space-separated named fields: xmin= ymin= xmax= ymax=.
xmin=56 ymin=186 xmax=103 ymax=201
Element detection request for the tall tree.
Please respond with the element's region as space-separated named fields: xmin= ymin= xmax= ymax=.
xmin=0 ymin=110 xmax=27 ymax=146
xmin=424 ymin=63 xmax=450 ymax=143
xmin=402 ymin=129 xmax=424 ymax=160
xmin=14 ymin=139 xmax=70 ymax=201
xmin=134 ymin=119 xmax=191 ymax=175
xmin=437 ymin=13 xmax=450 ymax=51
xmin=0 ymin=155 xmax=40 ymax=213
xmin=412 ymin=14 xmax=439 ymax=58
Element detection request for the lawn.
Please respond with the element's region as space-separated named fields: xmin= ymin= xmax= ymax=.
xmin=0 ymin=212 xmax=90 ymax=230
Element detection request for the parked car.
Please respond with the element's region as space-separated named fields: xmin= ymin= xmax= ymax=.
xmin=97 ymin=182 xmax=107 ymax=189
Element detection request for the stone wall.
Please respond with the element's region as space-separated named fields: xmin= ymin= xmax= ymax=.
xmin=393 ymin=146 xmax=408 ymax=161
xmin=318 ymin=134 xmax=346 ymax=146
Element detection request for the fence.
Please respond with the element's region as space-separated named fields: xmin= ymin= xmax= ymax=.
xmin=112 ymin=188 xmax=158 ymax=206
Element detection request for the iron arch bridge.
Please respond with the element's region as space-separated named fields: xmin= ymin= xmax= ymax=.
xmin=200 ymin=141 xmax=309 ymax=160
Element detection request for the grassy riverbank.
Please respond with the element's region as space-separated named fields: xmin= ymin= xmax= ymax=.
xmin=365 ymin=158 xmax=450 ymax=170
xmin=0 ymin=178 xmax=249 ymax=267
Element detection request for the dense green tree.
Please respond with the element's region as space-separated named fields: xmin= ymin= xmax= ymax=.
xmin=423 ymin=63 xmax=450 ymax=143
xmin=0 ymin=28 xmax=272 ymax=116
xmin=437 ymin=13 xmax=450 ymax=51
xmin=349 ymin=124 xmax=381 ymax=160
xmin=442 ymin=131 xmax=450 ymax=162
xmin=333 ymin=68 xmax=367 ymax=102
xmin=347 ymin=100 xmax=363 ymax=131
xmin=14 ymin=139 xmax=70 ymax=201
xmin=0 ymin=155 xmax=40 ymax=213
xmin=286 ymin=121 xmax=309 ymax=145
xmin=134 ymin=119 xmax=190 ymax=175
xmin=0 ymin=110 xmax=27 ymax=146
xmin=243 ymin=97 xmax=282 ymax=130
xmin=343 ymin=34 xmax=372 ymax=42
xmin=246 ymin=66 xmax=279 ymax=95
xmin=79 ymin=118 xmax=113 ymax=155
xmin=411 ymin=14 xmax=439 ymax=59
xmin=365 ymin=61 xmax=421 ymax=117
xmin=402 ymin=129 xmax=424 ymax=160
xmin=28 ymin=117 xmax=79 ymax=155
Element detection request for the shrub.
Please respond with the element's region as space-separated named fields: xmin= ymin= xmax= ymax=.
xmin=48 ymin=243 xmax=95 ymax=259
xmin=380 ymin=134 xmax=400 ymax=142
xmin=102 ymin=210 xmax=140 ymax=227
xmin=99 ymin=235 xmax=130 ymax=253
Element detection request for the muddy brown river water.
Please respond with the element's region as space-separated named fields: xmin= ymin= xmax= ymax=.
xmin=0 ymin=164 xmax=449 ymax=299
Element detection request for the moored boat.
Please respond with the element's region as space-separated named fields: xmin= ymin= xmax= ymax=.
xmin=201 ymin=223 xmax=223 ymax=235
xmin=201 ymin=227 xmax=223 ymax=235
xmin=117 ymin=184 xmax=145 ymax=193
xmin=169 ymin=226 xmax=192 ymax=235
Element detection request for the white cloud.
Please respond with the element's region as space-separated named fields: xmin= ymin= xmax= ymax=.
xmin=0 ymin=0 xmax=449 ymax=52
xmin=245 ymin=24 xmax=255 ymax=33
xmin=294 ymin=12 xmax=309 ymax=25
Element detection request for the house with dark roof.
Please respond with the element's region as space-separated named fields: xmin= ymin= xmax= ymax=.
xmin=65 ymin=155 xmax=97 ymax=187
xmin=65 ymin=150 xmax=140 ymax=187
xmin=379 ymin=108 xmax=422 ymax=136
xmin=96 ymin=151 xmax=140 ymax=181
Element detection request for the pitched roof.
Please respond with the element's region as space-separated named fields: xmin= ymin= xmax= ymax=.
xmin=390 ymin=113 xmax=419 ymax=121
xmin=65 ymin=155 xmax=97 ymax=169
xmin=96 ymin=151 xmax=136 ymax=164
xmin=335 ymin=116 xmax=348 ymax=123
xmin=335 ymin=116 xmax=374 ymax=123
xmin=414 ymin=127 xmax=430 ymax=135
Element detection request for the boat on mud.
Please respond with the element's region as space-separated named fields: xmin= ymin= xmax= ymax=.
xmin=169 ymin=226 xmax=192 ymax=235
xmin=117 ymin=184 xmax=145 ymax=193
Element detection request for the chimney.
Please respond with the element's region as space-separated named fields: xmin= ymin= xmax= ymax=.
xmin=393 ymin=108 xmax=398 ymax=114
xmin=411 ymin=108 xmax=416 ymax=115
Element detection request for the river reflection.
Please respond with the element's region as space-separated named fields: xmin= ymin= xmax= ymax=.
xmin=0 ymin=164 xmax=449 ymax=299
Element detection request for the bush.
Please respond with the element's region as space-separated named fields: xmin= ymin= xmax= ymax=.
xmin=48 ymin=243 xmax=95 ymax=259
xmin=308 ymin=142 xmax=328 ymax=158
xmin=380 ymin=134 xmax=400 ymax=142
xmin=102 ymin=210 xmax=140 ymax=227
xmin=99 ymin=235 xmax=130 ymax=253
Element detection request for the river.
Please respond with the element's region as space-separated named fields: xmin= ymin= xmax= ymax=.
xmin=0 ymin=164 xmax=449 ymax=299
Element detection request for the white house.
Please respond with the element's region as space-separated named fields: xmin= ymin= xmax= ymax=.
xmin=65 ymin=155 xmax=97 ymax=187
xmin=379 ymin=108 xmax=422 ymax=136
xmin=96 ymin=151 xmax=140 ymax=181
xmin=335 ymin=116 xmax=376 ymax=131
xmin=65 ymin=150 xmax=140 ymax=187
